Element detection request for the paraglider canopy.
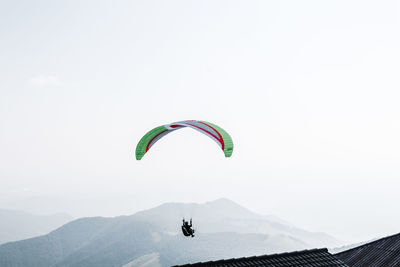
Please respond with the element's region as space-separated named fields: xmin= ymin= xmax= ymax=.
xmin=135 ymin=120 xmax=233 ymax=160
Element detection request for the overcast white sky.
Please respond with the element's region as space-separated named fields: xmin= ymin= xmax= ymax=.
xmin=0 ymin=0 xmax=399 ymax=243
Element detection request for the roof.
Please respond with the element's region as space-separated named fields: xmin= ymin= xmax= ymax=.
xmin=173 ymin=248 xmax=349 ymax=267
xmin=335 ymin=232 xmax=400 ymax=267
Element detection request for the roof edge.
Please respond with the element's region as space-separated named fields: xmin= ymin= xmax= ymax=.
xmin=335 ymin=232 xmax=400 ymax=256
xmin=173 ymin=248 xmax=329 ymax=267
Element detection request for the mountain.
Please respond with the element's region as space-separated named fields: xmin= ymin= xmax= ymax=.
xmin=133 ymin=198 xmax=341 ymax=248
xmin=0 ymin=199 xmax=341 ymax=267
xmin=0 ymin=209 xmax=73 ymax=244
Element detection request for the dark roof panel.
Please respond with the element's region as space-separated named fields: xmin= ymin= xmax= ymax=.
xmin=174 ymin=248 xmax=348 ymax=267
xmin=335 ymin=232 xmax=400 ymax=267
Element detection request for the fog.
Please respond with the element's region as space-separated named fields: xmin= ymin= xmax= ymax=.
xmin=1 ymin=0 xmax=399 ymax=243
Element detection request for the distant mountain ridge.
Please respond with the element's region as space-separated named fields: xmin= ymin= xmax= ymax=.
xmin=0 ymin=209 xmax=73 ymax=244
xmin=133 ymin=198 xmax=341 ymax=248
xmin=0 ymin=198 xmax=342 ymax=267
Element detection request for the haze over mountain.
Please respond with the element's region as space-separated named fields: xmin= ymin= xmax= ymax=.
xmin=0 ymin=199 xmax=342 ymax=267
xmin=0 ymin=209 xmax=73 ymax=244
xmin=134 ymin=198 xmax=341 ymax=248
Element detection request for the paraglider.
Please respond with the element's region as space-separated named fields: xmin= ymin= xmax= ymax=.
xmin=181 ymin=218 xmax=195 ymax=237
xmin=135 ymin=120 xmax=233 ymax=160
xmin=136 ymin=120 xmax=233 ymax=238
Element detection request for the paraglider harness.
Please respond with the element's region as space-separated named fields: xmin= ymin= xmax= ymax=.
xmin=181 ymin=218 xmax=195 ymax=237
